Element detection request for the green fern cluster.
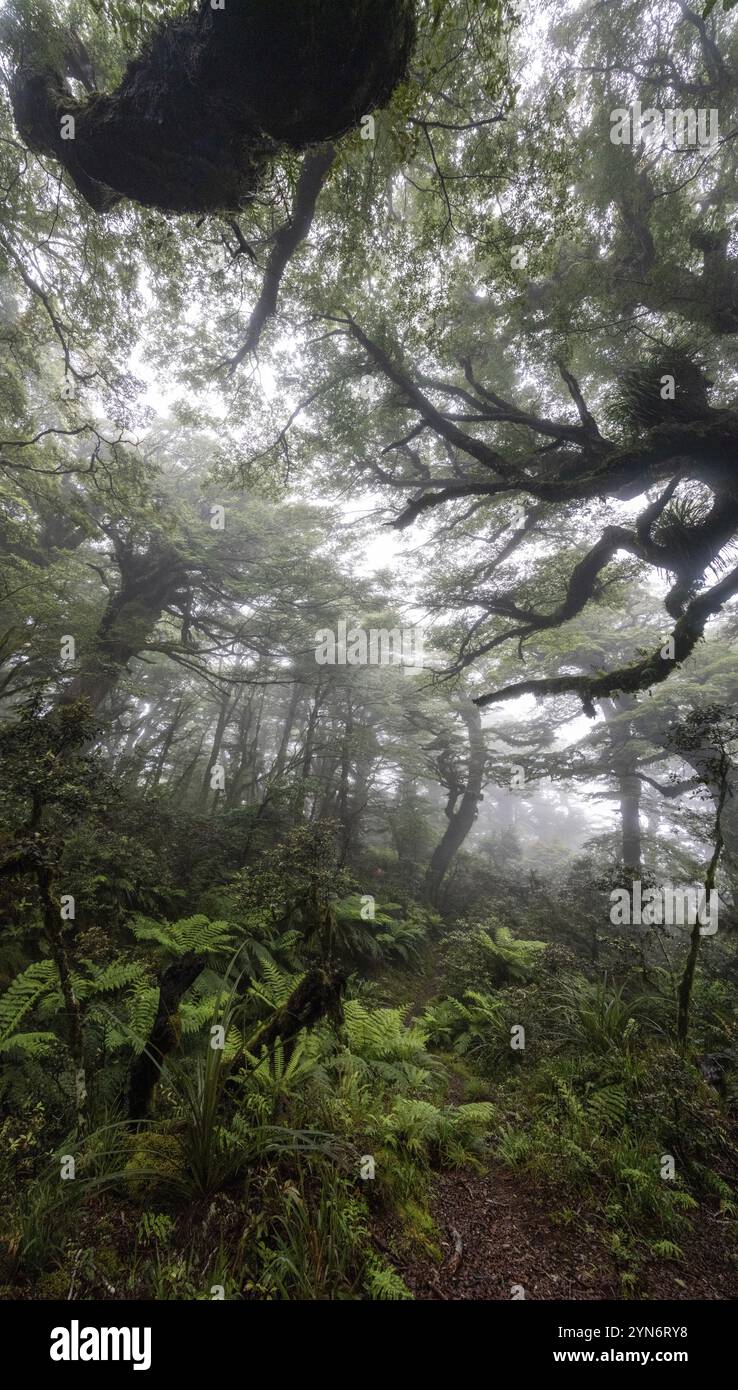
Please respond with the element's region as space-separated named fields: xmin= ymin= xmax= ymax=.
xmin=422 ymin=989 xmax=514 ymax=1073
xmin=331 ymin=896 xmax=430 ymax=968
xmin=491 ymin=1044 xmax=705 ymax=1243
xmin=379 ymin=1095 xmax=495 ymax=1165
xmin=439 ymin=921 xmax=547 ymax=998
xmin=130 ymin=914 xmax=234 ymax=959
xmin=0 ymin=962 xmax=58 ymax=1058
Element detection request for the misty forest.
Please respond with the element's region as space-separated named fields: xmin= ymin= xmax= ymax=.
xmin=1 ymin=0 xmax=738 ymax=1305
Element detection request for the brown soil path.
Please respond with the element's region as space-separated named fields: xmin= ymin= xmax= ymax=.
xmin=377 ymin=1165 xmax=738 ymax=1301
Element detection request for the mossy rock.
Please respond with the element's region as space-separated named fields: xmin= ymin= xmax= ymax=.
xmin=398 ymin=1198 xmax=441 ymax=1260
xmin=96 ymin=1245 xmax=124 ymax=1279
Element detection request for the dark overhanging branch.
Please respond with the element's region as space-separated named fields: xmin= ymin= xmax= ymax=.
xmin=328 ymin=314 xmax=519 ymax=479
xmin=327 ymin=318 xmax=738 ymax=531
xmin=228 ymin=144 xmax=336 ymax=372
xmin=555 ymin=359 xmax=605 ymax=442
xmin=461 ymin=356 xmax=608 ymax=448
xmin=637 ymin=771 xmax=702 ymax=799
xmin=246 ymin=314 xmax=737 ymax=533
xmin=474 ymin=561 xmax=738 ymax=716
xmin=677 ymin=1 xmax=728 ymax=90
xmin=393 ymin=479 xmax=509 ymax=528
xmin=452 ymin=482 xmax=738 ymax=672
xmin=408 ymin=113 xmax=505 ymax=133
xmin=226 ymin=220 xmax=257 ymax=263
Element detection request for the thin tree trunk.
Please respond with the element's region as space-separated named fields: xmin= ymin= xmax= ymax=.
xmin=336 ymin=701 xmax=354 ymax=862
xmin=147 ymin=700 xmax=185 ymax=791
xmin=36 ymin=861 xmax=86 ymax=1123
xmin=175 ymin=731 xmax=207 ymax=800
xmin=677 ymin=780 xmax=726 ymax=1048
xmin=297 ymin=684 xmax=324 ymax=819
xmin=273 ymin=683 xmax=302 ymax=778
xmin=426 ymin=700 xmax=486 ymax=906
xmin=601 ymin=696 xmax=642 ymax=873
xmin=225 ymin=700 xmax=254 ymax=809
xmin=200 ymin=689 xmax=235 ymax=809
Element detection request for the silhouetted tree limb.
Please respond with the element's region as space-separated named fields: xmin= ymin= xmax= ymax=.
xmin=229 ymin=144 xmax=335 ymax=371
xmin=475 ymin=561 xmax=738 ymax=715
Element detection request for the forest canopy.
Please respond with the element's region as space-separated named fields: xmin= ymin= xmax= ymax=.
xmin=0 ymin=0 xmax=737 ymax=1310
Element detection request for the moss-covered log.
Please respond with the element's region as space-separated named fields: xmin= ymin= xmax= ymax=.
xmin=11 ymin=0 xmax=416 ymax=213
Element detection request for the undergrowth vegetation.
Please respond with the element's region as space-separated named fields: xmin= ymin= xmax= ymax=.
xmin=1 ymin=824 xmax=737 ymax=1301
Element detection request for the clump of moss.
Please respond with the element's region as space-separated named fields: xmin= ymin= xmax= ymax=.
xmin=124 ymin=1131 xmax=186 ymax=1199
xmin=36 ymin=1267 xmax=71 ymax=1299
xmin=11 ymin=0 xmax=417 ymax=213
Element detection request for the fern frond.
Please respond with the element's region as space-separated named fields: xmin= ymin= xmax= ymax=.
xmin=0 ymin=961 xmax=57 ymax=1041
xmin=127 ymin=985 xmax=160 ymax=1052
xmin=0 ymin=1029 xmax=58 ymax=1056
xmin=77 ymin=959 xmax=147 ymax=997
xmin=171 ymin=916 xmax=233 ymax=957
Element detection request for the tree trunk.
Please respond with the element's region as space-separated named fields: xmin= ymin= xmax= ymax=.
xmin=297 ymin=684 xmax=324 ymax=819
xmin=61 ymin=536 xmax=187 ymax=713
xmin=677 ymin=780 xmax=726 ymax=1048
xmin=200 ymin=689 xmax=235 ymax=810
xmin=601 ymin=696 xmax=642 ymax=873
xmin=273 ymin=683 xmax=302 ymax=778
xmin=146 ymin=700 xmax=185 ymax=792
xmin=36 ymin=862 xmax=85 ymax=1084
xmin=426 ymin=700 xmax=486 ymax=906
xmin=127 ymin=952 xmax=205 ymax=1123
xmin=174 ymin=731 xmax=207 ymax=801
xmin=618 ymin=774 xmax=643 ymax=873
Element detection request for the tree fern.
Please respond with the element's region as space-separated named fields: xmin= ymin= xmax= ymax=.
xmin=242 ymin=1035 xmax=329 ymax=1107
xmin=75 ymin=959 xmax=147 ymax=998
xmin=343 ymin=1001 xmax=429 ymax=1060
xmin=171 ymin=916 xmax=233 ymax=957
xmin=249 ymin=958 xmax=299 ymax=1008
xmin=130 ymin=917 xmax=177 ymax=950
xmin=179 ymin=995 xmax=220 ymax=1036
